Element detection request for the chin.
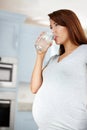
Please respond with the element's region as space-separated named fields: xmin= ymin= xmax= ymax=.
xmin=56 ymin=41 xmax=61 ymax=45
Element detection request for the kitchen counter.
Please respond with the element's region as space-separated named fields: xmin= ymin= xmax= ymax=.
xmin=17 ymin=82 xmax=35 ymax=111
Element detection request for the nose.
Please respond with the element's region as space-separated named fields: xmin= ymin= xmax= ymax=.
xmin=52 ymin=29 xmax=56 ymax=36
xmin=51 ymin=26 xmax=56 ymax=35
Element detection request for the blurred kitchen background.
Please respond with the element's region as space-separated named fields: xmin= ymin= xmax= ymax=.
xmin=0 ymin=0 xmax=87 ymax=130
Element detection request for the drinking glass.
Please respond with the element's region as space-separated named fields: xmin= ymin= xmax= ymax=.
xmin=35 ymin=32 xmax=54 ymax=52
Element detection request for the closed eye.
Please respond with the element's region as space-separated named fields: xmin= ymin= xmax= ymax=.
xmin=50 ymin=22 xmax=59 ymax=30
xmin=50 ymin=25 xmax=52 ymax=29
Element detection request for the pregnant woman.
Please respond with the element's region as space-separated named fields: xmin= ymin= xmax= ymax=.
xmin=30 ymin=9 xmax=87 ymax=130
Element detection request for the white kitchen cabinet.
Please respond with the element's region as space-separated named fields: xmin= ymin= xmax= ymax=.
xmin=0 ymin=22 xmax=18 ymax=57
xmin=0 ymin=10 xmax=26 ymax=57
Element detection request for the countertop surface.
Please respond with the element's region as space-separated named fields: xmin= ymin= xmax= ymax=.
xmin=17 ymin=82 xmax=35 ymax=111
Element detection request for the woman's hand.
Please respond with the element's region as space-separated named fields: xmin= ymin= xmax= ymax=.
xmin=35 ymin=32 xmax=52 ymax=55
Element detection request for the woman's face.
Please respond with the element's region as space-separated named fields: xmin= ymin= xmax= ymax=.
xmin=50 ymin=19 xmax=70 ymax=45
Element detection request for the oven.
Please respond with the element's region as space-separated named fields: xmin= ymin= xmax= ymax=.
xmin=0 ymin=100 xmax=10 ymax=127
xmin=0 ymin=92 xmax=16 ymax=130
xmin=0 ymin=57 xmax=17 ymax=88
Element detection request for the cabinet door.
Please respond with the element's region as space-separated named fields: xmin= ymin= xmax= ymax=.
xmin=0 ymin=22 xmax=19 ymax=57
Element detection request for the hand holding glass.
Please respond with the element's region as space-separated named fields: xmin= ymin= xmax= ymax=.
xmin=35 ymin=32 xmax=54 ymax=53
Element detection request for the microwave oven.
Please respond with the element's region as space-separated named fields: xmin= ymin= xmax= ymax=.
xmin=0 ymin=57 xmax=17 ymax=88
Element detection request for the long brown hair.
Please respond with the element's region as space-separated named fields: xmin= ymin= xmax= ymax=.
xmin=48 ymin=9 xmax=87 ymax=55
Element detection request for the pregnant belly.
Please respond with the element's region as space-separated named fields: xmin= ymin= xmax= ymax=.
xmin=32 ymin=92 xmax=54 ymax=127
xmin=32 ymin=86 xmax=87 ymax=130
xmin=32 ymin=84 xmax=63 ymax=129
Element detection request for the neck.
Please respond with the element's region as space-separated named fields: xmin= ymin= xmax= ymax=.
xmin=63 ymin=42 xmax=79 ymax=54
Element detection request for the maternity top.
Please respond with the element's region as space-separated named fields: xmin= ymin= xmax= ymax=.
xmin=32 ymin=44 xmax=87 ymax=130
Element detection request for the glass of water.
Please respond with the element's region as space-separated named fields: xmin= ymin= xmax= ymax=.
xmin=35 ymin=32 xmax=54 ymax=52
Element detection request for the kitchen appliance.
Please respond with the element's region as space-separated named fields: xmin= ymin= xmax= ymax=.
xmin=0 ymin=57 xmax=18 ymax=130
xmin=0 ymin=92 xmax=16 ymax=130
xmin=0 ymin=57 xmax=17 ymax=88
